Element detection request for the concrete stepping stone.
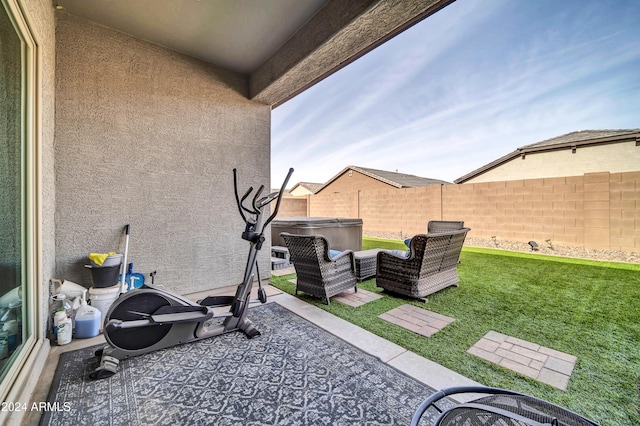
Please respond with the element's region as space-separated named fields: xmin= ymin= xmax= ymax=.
xmin=378 ymin=304 xmax=455 ymax=337
xmin=286 ymin=279 xmax=381 ymax=307
xmin=333 ymin=288 xmax=382 ymax=307
xmin=467 ymin=331 xmax=577 ymax=390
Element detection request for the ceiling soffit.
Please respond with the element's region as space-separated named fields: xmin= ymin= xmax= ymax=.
xmin=251 ymin=0 xmax=455 ymax=107
xmin=55 ymin=0 xmax=455 ymax=107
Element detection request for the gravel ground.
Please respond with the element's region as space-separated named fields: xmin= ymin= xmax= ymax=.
xmin=464 ymin=237 xmax=640 ymax=264
xmin=366 ymin=231 xmax=640 ymax=264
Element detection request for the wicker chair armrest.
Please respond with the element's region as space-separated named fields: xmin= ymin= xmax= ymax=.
xmin=330 ymin=249 xmax=356 ymax=272
xmin=378 ymin=250 xmax=410 ymax=262
xmin=328 ymin=249 xmax=354 ymax=261
xmin=377 ymin=249 xmax=421 ymax=280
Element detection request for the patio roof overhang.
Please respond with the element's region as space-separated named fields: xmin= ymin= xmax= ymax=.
xmin=55 ymin=0 xmax=456 ymax=108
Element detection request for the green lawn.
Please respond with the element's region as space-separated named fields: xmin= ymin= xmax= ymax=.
xmin=270 ymin=237 xmax=640 ymax=426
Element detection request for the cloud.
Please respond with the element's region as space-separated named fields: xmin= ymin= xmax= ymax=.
xmin=272 ymin=0 xmax=640 ymax=186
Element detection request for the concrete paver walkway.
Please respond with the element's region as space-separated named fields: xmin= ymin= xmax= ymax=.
xmin=271 ymin=265 xmax=296 ymax=276
xmin=467 ymin=331 xmax=577 ymax=390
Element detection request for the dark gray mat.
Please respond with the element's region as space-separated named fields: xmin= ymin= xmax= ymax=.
xmin=41 ymin=302 xmax=439 ymax=425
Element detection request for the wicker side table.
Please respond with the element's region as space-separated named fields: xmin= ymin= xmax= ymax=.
xmin=354 ymin=249 xmax=384 ymax=281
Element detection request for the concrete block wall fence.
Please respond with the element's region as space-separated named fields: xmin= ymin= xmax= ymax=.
xmin=278 ymin=196 xmax=309 ymax=217
xmin=278 ymin=171 xmax=640 ymax=252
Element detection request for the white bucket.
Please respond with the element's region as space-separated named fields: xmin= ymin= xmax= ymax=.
xmin=58 ymin=280 xmax=86 ymax=300
xmin=88 ymin=284 xmax=121 ymax=330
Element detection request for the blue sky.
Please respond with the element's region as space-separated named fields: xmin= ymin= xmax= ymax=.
xmin=271 ymin=0 xmax=640 ymax=187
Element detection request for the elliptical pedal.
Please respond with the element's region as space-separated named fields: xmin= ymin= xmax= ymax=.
xmin=89 ymin=353 xmax=120 ymax=380
xmin=198 ymin=295 xmax=235 ymax=307
xmin=241 ymin=320 xmax=261 ymax=339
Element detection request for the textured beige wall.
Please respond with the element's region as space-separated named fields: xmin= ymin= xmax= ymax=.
xmin=281 ymin=172 xmax=640 ymax=252
xmin=54 ymin=13 xmax=271 ymax=294
xmin=466 ymin=142 xmax=640 ymax=183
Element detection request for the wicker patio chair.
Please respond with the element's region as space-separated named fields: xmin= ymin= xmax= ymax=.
xmin=411 ymin=386 xmax=599 ymax=426
xmin=376 ymin=228 xmax=470 ymax=300
xmin=427 ymin=220 xmax=464 ymax=233
xmin=280 ymin=233 xmax=357 ymax=305
xmin=427 ymin=220 xmax=465 ymax=263
xmin=403 ymin=221 xmax=464 ymax=248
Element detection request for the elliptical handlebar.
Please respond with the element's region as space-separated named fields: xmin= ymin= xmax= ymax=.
xmin=234 ymin=172 xmax=250 ymax=222
xmin=251 ymin=185 xmax=265 ymax=214
xmin=233 ymin=168 xmax=294 ymax=230
xmin=263 ymin=167 xmax=293 ymax=228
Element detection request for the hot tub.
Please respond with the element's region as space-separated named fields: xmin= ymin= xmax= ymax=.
xmin=271 ymin=217 xmax=363 ymax=252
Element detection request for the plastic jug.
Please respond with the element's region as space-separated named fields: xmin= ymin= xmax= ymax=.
xmin=74 ymin=290 xmax=101 ymax=338
xmin=50 ymin=293 xmax=72 ymax=339
xmin=54 ymin=311 xmax=72 ymax=345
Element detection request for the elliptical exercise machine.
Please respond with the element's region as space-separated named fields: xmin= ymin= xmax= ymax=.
xmin=90 ymin=167 xmax=293 ymax=379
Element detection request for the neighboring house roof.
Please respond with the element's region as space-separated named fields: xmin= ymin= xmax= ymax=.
xmin=454 ymin=129 xmax=640 ymax=184
xmin=316 ymin=165 xmax=451 ymax=193
xmin=289 ymin=182 xmax=324 ymax=194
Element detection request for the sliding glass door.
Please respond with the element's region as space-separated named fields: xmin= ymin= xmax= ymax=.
xmin=0 ymin=0 xmax=35 ymax=387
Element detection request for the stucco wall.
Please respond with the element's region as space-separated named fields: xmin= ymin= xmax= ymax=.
xmin=466 ymin=142 xmax=640 ymax=183
xmin=54 ymin=13 xmax=271 ymax=294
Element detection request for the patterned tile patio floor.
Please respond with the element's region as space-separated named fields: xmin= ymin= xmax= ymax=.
xmin=467 ymin=331 xmax=577 ymax=390
xmin=378 ymin=304 xmax=455 ymax=337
